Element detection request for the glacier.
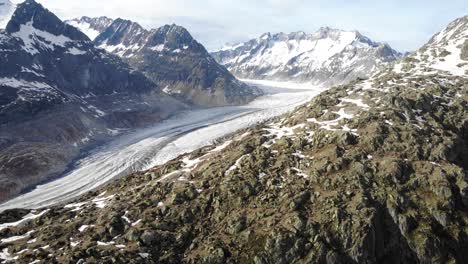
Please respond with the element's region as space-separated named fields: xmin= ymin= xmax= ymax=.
xmin=0 ymin=81 xmax=326 ymax=211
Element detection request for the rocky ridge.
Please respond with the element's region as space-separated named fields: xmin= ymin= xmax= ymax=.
xmin=211 ymin=28 xmax=401 ymax=87
xmin=0 ymin=13 xmax=467 ymax=264
xmin=83 ymin=17 xmax=262 ymax=107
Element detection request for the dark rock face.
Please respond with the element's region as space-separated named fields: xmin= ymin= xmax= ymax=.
xmin=5 ymin=0 xmax=89 ymax=41
xmin=93 ymin=19 xmax=262 ymax=107
xmin=0 ymin=0 xmax=185 ymax=202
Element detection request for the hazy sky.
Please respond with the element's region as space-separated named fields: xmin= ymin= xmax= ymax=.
xmin=12 ymin=0 xmax=468 ymax=52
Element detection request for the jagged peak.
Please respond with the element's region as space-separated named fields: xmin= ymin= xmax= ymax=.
xmin=113 ymin=17 xmax=133 ymax=25
xmin=156 ymin=23 xmax=191 ymax=37
xmin=78 ymin=15 xmax=112 ymax=22
xmin=93 ymin=17 xmax=146 ymax=47
xmin=5 ymin=0 xmax=89 ymax=41
xmin=214 ymin=27 xmax=400 ymax=58
xmin=311 ymin=27 xmax=357 ymax=41
xmin=65 ymin=16 xmax=114 ymax=40
xmin=257 ymin=27 xmax=360 ymax=42
xmin=94 ymin=17 xmax=203 ymax=54
xmin=108 ymin=17 xmax=138 ymax=30
xmin=148 ymin=23 xmax=194 ymax=46
xmin=259 ymin=32 xmax=271 ymax=40
xmin=427 ymin=15 xmax=467 ymax=47
xmin=283 ymin=31 xmax=308 ymax=40
xmin=316 ymin=26 xmax=343 ymax=34
xmin=107 ymin=18 xmax=145 ymax=34
xmin=67 ymin=16 xmax=114 ymax=26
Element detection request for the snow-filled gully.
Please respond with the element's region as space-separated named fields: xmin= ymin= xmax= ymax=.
xmin=0 ymin=80 xmax=325 ymax=211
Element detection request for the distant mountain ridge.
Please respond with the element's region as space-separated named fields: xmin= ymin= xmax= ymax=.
xmin=65 ymin=16 xmax=113 ymax=40
xmin=66 ymin=16 xmax=262 ymax=107
xmin=211 ymin=27 xmax=401 ymax=87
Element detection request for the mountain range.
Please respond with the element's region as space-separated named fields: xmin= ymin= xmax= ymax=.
xmin=211 ymin=28 xmax=401 ymax=87
xmin=0 ymin=12 xmax=466 ymax=264
xmin=0 ymin=0 xmax=259 ymax=202
xmin=0 ymin=0 xmax=189 ymax=202
xmin=66 ymin=16 xmax=262 ymax=107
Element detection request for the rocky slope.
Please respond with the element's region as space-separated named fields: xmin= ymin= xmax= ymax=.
xmin=211 ymin=28 xmax=401 ymax=87
xmin=393 ymin=15 xmax=468 ymax=77
xmin=72 ymin=17 xmax=262 ymax=107
xmin=0 ymin=14 xmax=467 ymax=264
xmin=0 ymin=0 xmax=185 ymax=202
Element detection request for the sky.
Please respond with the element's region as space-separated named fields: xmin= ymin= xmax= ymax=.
xmin=11 ymin=0 xmax=468 ymax=52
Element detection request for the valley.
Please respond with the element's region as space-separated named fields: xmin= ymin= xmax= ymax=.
xmin=0 ymin=80 xmax=325 ymax=211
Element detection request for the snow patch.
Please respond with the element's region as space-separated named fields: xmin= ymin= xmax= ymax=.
xmin=20 ymin=67 xmax=44 ymax=77
xmin=0 ymin=77 xmax=53 ymax=91
xmin=78 ymin=225 xmax=93 ymax=232
xmin=308 ymin=108 xmax=357 ymax=133
xmin=64 ymin=201 xmax=87 ymax=211
xmin=1 ymin=230 xmax=34 ymax=244
xmin=12 ymin=19 xmax=74 ymax=55
xmin=0 ymin=210 xmax=48 ymax=231
xmin=132 ymin=219 xmax=142 ymax=226
xmin=209 ymin=140 xmax=232 ymax=152
xmin=66 ymin=20 xmax=100 ymax=40
xmin=0 ymin=248 xmax=17 ymax=262
xmin=99 ymin=42 xmax=141 ymax=57
xmin=98 ymin=241 xmax=115 ymax=246
xmin=225 ymin=154 xmax=250 ymax=175
xmin=150 ymin=44 xmax=165 ymax=52
xmin=291 ymin=167 xmax=309 ymax=178
xmin=162 ymin=85 xmax=181 ymax=94
xmin=341 ymin=98 xmax=370 ymax=109
xmin=71 ymin=240 xmax=81 ymax=247
xmin=66 ymin=47 xmax=87 ymax=55
xmin=92 ymin=194 xmax=115 ymax=209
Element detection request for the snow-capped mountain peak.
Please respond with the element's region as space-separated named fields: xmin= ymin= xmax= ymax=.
xmin=6 ymin=0 xmax=89 ymax=41
xmin=314 ymin=26 xmax=350 ymax=39
xmin=259 ymin=32 xmax=271 ymax=40
xmin=65 ymin=16 xmax=113 ymax=40
xmin=93 ymin=18 xmax=148 ymax=57
xmin=93 ymin=19 xmax=204 ymax=58
xmin=0 ymin=0 xmax=16 ymax=29
xmin=392 ymin=15 xmax=467 ymax=77
xmin=211 ymin=27 xmax=401 ymax=87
